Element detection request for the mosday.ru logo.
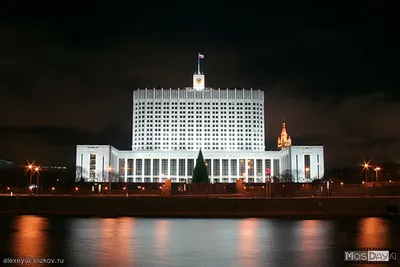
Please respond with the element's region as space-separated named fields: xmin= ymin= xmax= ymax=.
xmin=344 ymin=250 xmax=397 ymax=262
xmin=368 ymin=251 xmax=390 ymax=261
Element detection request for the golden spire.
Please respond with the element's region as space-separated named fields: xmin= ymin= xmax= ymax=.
xmin=278 ymin=119 xmax=292 ymax=150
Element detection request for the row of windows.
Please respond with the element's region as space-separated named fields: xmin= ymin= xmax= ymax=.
xmin=135 ymin=102 xmax=262 ymax=106
xmin=119 ymin=158 xmax=277 ymax=177
xmin=132 ymin=147 xmax=265 ymax=151
xmin=135 ymin=106 xmax=262 ymax=110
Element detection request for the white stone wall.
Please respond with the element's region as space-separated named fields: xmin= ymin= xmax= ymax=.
xmin=76 ymin=145 xmax=118 ymax=182
xmin=281 ymin=146 xmax=325 ymax=182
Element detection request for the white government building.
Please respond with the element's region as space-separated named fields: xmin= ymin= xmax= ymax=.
xmin=76 ymin=57 xmax=324 ymax=183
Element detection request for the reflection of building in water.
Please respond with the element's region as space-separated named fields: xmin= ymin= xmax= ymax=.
xmin=76 ymin=58 xmax=324 ymax=183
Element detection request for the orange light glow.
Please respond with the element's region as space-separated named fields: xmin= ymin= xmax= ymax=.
xmin=340 ymin=182 xmax=344 ymax=186
xmin=51 ymin=187 xmax=55 ymax=191
xmin=75 ymin=187 xmax=79 ymax=191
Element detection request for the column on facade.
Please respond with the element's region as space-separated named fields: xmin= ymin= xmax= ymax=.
xmin=219 ymin=158 xmax=222 ymax=182
xmin=270 ymin=159 xmax=274 ymax=182
xmin=228 ymin=158 xmax=231 ymax=180
xmin=124 ymin=158 xmax=128 ymax=183
xmin=167 ymin=159 xmax=170 ymax=179
xmin=150 ymin=158 xmax=154 ymax=183
xmin=133 ymin=158 xmax=136 ymax=182
xmin=176 ymin=158 xmax=179 ymax=182
xmin=262 ymin=158 xmax=266 ymax=183
xmin=141 ymin=158 xmax=144 ymax=181
xmin=236 ymin=159 xmax=240 ymax=181
xmin=245 ymin=158 xmax=248 ymax=183
xmin=253 ymin=158 xmax=256 ymax=183
xmin=159 ymin=158 xmax=162 ymax=181
xmin=185 ymin=158 xmax=188 ymax=182
xmin=210 ymin=158 xmax=213 ymax=183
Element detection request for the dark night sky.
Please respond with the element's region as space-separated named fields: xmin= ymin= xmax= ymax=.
xmin=0 ymin=2 xmax=399 ymax=168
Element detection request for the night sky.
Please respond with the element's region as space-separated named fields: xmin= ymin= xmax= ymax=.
xmin=1 ymin=2 xmax=398 ymax=168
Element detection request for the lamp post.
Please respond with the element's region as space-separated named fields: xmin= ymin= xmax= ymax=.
xmin=363 ymin=163 xmax=370 ymax=196
xmin=35 ymin=166 xmax=40 ymax=195
xmin=27 ymin=164 xmax=34 ymax=189
xmin=124 ymin=166 xmax=128 ymax=197
xmin=108 ymin=166 xmax=112 ymax=194
xmin=374 ymin=166 xmax=381 ymax=183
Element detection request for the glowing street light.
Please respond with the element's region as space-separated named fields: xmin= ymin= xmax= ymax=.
xmin=374 ymin=166 xmax=381 ymax=182
xmin=34 ymin=166 xmax=40 ymax=195
xmin=26 ymin=163 xmax=34 ymax=189
xmin=362 ymin=161 xmax=371 ymax=196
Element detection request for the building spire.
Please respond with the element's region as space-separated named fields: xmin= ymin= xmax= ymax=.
xmin=278 ymin=118 xmax=292 ymax=150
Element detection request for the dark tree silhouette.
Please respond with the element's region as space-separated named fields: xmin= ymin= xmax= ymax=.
xmin=192 ymin=149 xmax=209 ymax=183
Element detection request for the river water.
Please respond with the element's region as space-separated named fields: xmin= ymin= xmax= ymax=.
xmin=0 ymin=216 xmax=399 ymax=267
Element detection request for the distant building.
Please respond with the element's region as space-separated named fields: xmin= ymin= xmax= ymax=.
xmin=76 ymin=57 xmax=324 ymax=183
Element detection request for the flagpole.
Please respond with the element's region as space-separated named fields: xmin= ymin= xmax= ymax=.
xmin=197 ymin=53 xmax=200 ymax=74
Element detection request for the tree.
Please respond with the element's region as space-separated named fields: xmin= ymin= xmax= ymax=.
xmin=281 ymin=169 xmax=294 ymax=183
xmin=192 ymin=149 xmax=210 ymax=183
xmin=75 ymin=166 xmax=88 ymax=182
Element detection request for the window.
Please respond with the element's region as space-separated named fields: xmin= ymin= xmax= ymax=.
xmin=170 ymin=159 xmax=177 ymax=176
xmin=127 ymin=159 xmax=133 ymax=176
xmin=119 ymin=158 xmax=125 ymax=177
xmin=265 ymin=159 xmax=271 ymax=177
xmin=222 ymin=159 xmax=228 ymax=176
xmin=304 ymin=155 xmax=311 ymax=180
xmin=213 ymin=159 xmax=220 ymax=176
xmin=144 ymin=159 xmax=151 ymax=176
xmin=256 ymin=159 xmax=262 ymax=177
xmin=179 ymin=159 xmax=185 ymax=176
xmin=230 ymin=159 xmax=237 ymax=177
xmin=273 ymin=159 xmax=280 ymax=178
xmin=239 ymin=159 xmax=246 ymax=177
xmin=187 ymin=159 xmax=194 ymax=176
xmin=161 ymin=159 xmax=168 ymax=175
xmin=153 ymin=159 xmax=160 ymax=176
xmin=136 ymin=159 xmax=142 ymax=176
xmin=205 ymin=159 xmax=211 ymax=175
xmin=247 ymin=159 xmax=254 ymax=176
xmin=90 ymin=154 xmax=96 ymax=180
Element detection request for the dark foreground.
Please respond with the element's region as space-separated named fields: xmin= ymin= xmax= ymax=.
xmin=1 ymin=195 xmax=400 ymax=218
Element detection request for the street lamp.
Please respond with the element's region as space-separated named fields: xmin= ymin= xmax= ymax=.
xmin=108 ymin=166 xmax=112 ymax=194
xmin=124 ymin=166 xmax=128 ymax=197
xmin=34 ymin=166 xmax=40 ymax=195
xmin=27 ymin=164 xmax=34 ymax=190
xmin=363 ymin=162 xmax=370 ymax=196
xmin=374 ymin=166 xmax=381 ymax=183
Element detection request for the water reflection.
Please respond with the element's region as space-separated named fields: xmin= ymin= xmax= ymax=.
xmin=298 ymin=220 xmax=332 ymax=266
xmin=236 ymin=218 xmax=261 ymax=267
xmin=11 ymin=215 xmax=50 ymax=259
xmin=356 ymin=217 xmax=390 ymax=248
xmin=0 ymin=216 xmax=398 ymax=267
xmin=154 ymin=220 xmax=171 ymax=264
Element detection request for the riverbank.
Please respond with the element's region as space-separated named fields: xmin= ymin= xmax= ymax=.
xmin=0 ymin=195 xmax=399 ymax=219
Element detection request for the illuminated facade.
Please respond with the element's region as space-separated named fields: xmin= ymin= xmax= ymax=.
xmin=76 ymin=66 xmax=324 ymax=183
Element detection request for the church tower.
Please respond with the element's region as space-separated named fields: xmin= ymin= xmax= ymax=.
xmin=278 ymin=119 xmax=292 ymax=150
